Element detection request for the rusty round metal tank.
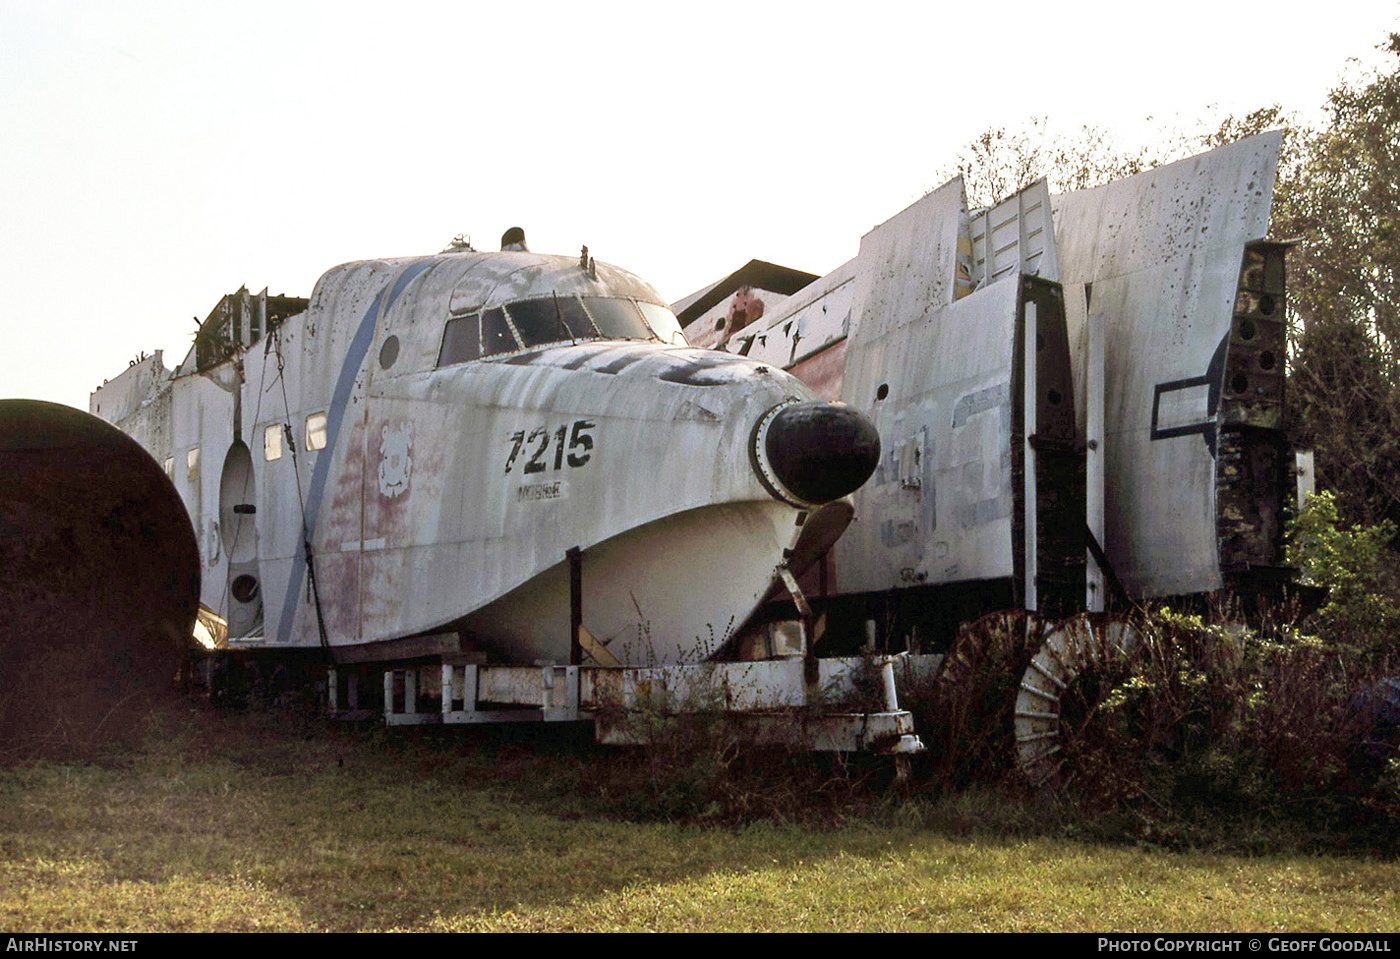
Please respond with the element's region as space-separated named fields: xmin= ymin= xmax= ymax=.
xmin=0 ymin=399 xmax=199 ymax=757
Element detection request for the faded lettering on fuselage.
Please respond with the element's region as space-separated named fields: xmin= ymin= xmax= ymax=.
xmin=516 ymin=480 xmax=566 ymax=503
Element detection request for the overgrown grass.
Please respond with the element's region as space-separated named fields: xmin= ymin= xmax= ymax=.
xmin=890 ymin=605 xmax=1400 ymax=856
xmin=871 ymin=495 xmax=1400 ymax=856
xmin=2 ymin=703 xmax=1400 ymax=932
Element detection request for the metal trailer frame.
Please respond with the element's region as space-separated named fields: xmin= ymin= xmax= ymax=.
xmin=333 ymin=654 xmax=932 ymax=755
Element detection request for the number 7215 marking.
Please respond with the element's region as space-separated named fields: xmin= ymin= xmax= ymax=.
xmin=504 ymin=419 xmax=596 ymax=474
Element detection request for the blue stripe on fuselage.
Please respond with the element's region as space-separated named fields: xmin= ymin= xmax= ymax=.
xmin=276 ymin=258 xmax=436 ymax=644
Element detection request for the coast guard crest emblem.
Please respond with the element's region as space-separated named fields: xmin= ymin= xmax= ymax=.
xmin=378 ymin=421 xmax=413 ymax=498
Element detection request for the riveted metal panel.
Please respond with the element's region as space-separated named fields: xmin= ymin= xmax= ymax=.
xmin=1052 ymin=132 xmax=1281 ymax=597
xmin=837 ymin=277 xmax=1021 ymax=592
xmin=739 ymin=260 xmax=858 ymax=369
xmin=851 ymin=177 xmax=967 ymax=342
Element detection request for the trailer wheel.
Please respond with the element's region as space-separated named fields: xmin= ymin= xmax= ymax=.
xmin=928 ymin=610 xmax=1048 ymax=786
xmin=1014 ymin=613 xmax=1142 ymax=792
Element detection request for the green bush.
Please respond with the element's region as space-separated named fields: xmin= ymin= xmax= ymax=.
xmin=1041 ymin=603 xmax=1400 ymax=849
xmin=1286 ymin=490 xmax=1400 ymax=654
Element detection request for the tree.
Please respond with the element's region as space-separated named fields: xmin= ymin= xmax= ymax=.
xmin=1287 ymin=490 xmax=1400 ymax=651
xmin=938 ymin=34 xmax=1400 ymax=531
xmin=1277 ymin=35 xmax=1400 ymax=531
xmin=934 ymin=116 xmax=1163 ymax=209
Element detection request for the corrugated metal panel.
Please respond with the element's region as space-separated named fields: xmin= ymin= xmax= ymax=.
xmin=967 ymin=178 xmax=1059 ymax=288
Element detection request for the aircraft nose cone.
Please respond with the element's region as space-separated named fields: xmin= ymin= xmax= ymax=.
xmin=755 ymin=402 xmax=881 ymax=505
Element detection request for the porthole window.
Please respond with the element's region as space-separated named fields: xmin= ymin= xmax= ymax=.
xmin=264 ymin=424 xmax=283 ymax=461
xmin=379 ymin=335 xmax=400 ymax=370
xmin=306 ymin=412 xmax=327 ymax=451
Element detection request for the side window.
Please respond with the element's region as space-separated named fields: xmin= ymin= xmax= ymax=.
xmin=438 ymin=313 xmax=481 ymax=367
xmin=264 ymin=423 xmax=283 ymax=461
xmin=186 ymin=447 xmax=200 ymax=482
xmin=163 ymin=457 xmax=174 ymax=479
xmin=305 ymin=413 xmax=327 ymax=451
xmin=583 ymin=298 xmax=654 ymax=340
xmin=637 ymin=301 xmax=684 ymax=343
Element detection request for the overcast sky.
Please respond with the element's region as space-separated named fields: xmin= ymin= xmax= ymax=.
xmin=3 ymin=0 xmax=1397 ymax=411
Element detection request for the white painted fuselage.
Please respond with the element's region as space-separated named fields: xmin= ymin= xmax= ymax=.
xmin=101 ymin=251 xmax=851 ymax=665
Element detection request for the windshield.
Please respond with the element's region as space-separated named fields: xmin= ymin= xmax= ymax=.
xmin=437 ymin=295 xmax=681 ymax=367
xmin=508 ymin=296 xmax=599 ymax=345
xmin=580 ymin=297 xmax=653 ymax=341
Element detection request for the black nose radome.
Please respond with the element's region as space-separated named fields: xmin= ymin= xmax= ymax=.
xmin=753 ymin=402 xmax=881 ymax=506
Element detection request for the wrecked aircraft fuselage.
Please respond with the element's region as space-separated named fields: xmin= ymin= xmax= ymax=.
xmin=93 ymin=250 xmax=880 ymax=667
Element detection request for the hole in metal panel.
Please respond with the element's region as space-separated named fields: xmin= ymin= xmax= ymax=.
xmin=1239 ymin=318 xmax=1257 ymax=341
xmin=1259 ymin=351 xmax=1276 ymax=371
xmin=1231 ymin=374 xmax=1249 ymax=395
xmin=1258 ymin=294 xmax=1276 ymax=316
xmin=876 ymin=384 xmax=889 ymax=402
xmin=231 ymin=575 xmax=259 ymax=604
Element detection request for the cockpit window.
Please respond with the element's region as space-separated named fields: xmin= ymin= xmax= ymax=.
xmin=436 ymin=296 xmax=682 ymax=369
xmin=439 ymin=313 xmax=481 ymax=366
xmin=636 ymin=301 xmax=686 ymax=343
xmin=438 ymin=308 xmax=520 ymax=366
xmin=507 ymin=296 xmax=598 ymax=347
xmin=582 ymin=297 xmax=654 ymax=341
xmin=482 ymin=307 xmax=516 ymax=357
